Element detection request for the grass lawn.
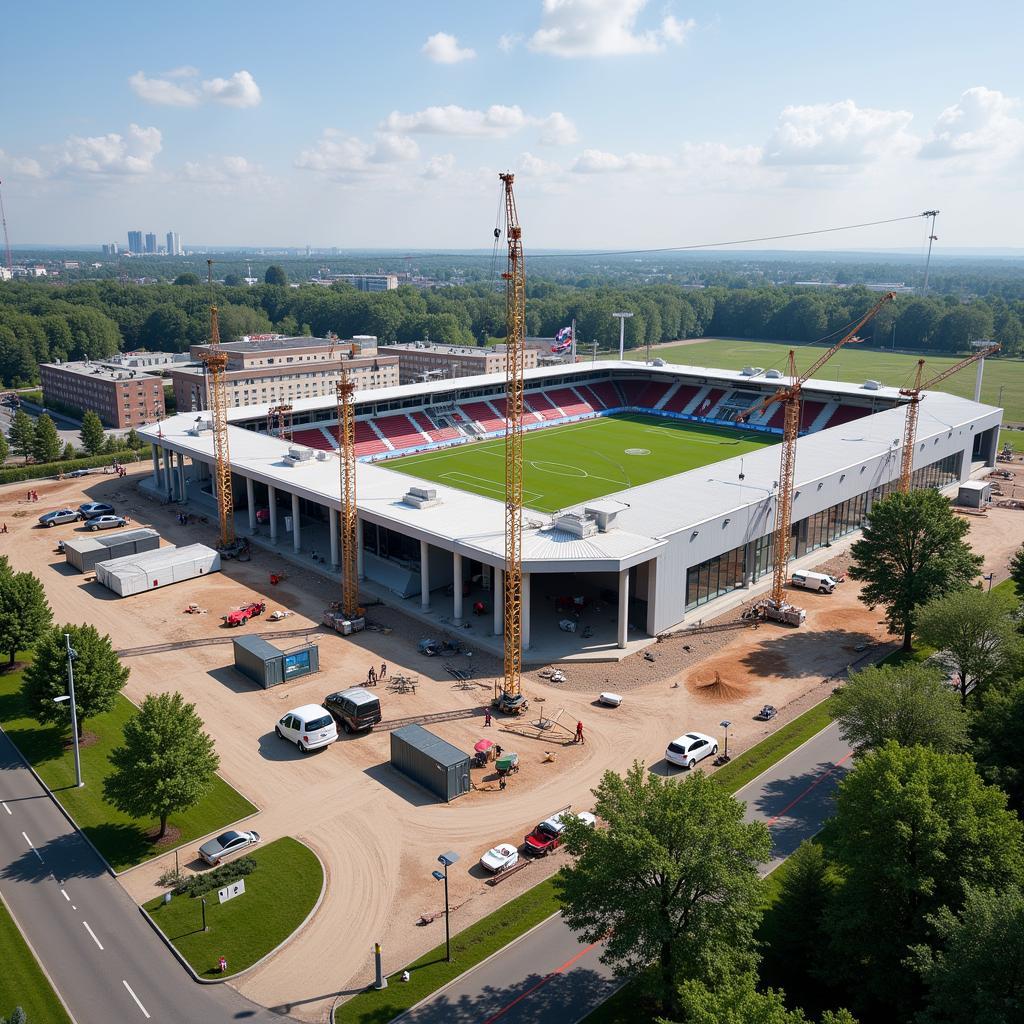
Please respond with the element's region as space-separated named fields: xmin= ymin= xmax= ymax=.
xmin=627 ymin=339 xmax=1024 ymax=421
xmin=383 ymin=413 xmax=775 ymax=513
xmin=144 ymin=837 xmax=320 ymax=979
xmin=335 ymin=878 xmax=561 ymax=1024
xmin=0 ymin=660 xmax=257 ymax=872
xmin=0 ymin=897 xmax=71 ymax=1024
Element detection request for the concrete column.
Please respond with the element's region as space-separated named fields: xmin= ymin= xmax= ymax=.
xmin=162 ymin=448 xmax=173 ymax=500
xmin=617 ymin=568 xmax=629 ymax=649
xmin=493 ymin=568 xmax=504 ymax=637
xmin=522 ymin=572 xmax=531 ymax=651
xmin=356 ymin=518 xmax=365 ymax=578
xmin=151 ymin=445 xmax=160 ymax=488
xmin=177 ymin=453 xmax=186 ymax=502
xmin=329 ymin=509 xmax=339 ymax=569
xmin=420 ymin=539 xmax=430 ymax=608
xmin=291 ymin=493 xmax=301 ymax=553
xmin=246 ymin=477 xmax=256 ymax=531
xmin=452 ymin=552 xmax=463 ymax=623
xmin=268 ymin=485 xmax=278 ymax=543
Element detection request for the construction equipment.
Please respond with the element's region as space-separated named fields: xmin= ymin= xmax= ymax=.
xmin=0 ymin=179 xmax=12 ymax=272
xmin=495 ymin=172 xmax=527 ymax=715
xmin=898 ymin=344 xmax=1000 ymax=492
xmin=742 ymin=292 xmax=896 ymax=626
xmin=266 ymin=403 xmax=293 ymax=441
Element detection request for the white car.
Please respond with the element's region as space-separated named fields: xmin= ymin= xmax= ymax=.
xmin=665 ymin=731 xmax=718 ymax=769
xmin=275 ymin=704 xmax=338 ymax=754
xmin=480 ymin=843 xmax=519 ymax=873
xmin=598 ymin=692 xmax=623 ymax=707
xmin=198 ymin=829 xmax=261 ymax=867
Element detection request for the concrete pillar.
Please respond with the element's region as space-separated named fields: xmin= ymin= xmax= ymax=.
xmin=162 ymin=448 xmax=173 ymax=500
xmin=329 ymin=509 xmax=339 ymax=569
xmin=493 ymin=568 xmax=504 ymax=637
xmin=452 ymin=552 xmax=463 ymax=622
xmin=617 ymin=568 xmax=629 ymax=649
xmin=246 ymin=477 xmax=256 ymax=531
xmin=151 ymin=445 xmax=160 ymax=488
xmin=177 ymin=453 xmax=186 ymax=502
xmin=291 ymin=493 xmax=301 ymax=553
xmin=420 ymin=539 xmax=430 ymax=608
xmin=522 ymin=572 xmax=531 ymax=651
xmin=268 ymin=485 xmax=278 ymax=543
xmin=356 ymin=518 xmax=364 ymax=578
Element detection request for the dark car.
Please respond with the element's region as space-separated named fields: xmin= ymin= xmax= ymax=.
xmin=323 ymin=687 xmax=382 ymax=733
xmin=78 ymin=502 xmax=115 ymax=520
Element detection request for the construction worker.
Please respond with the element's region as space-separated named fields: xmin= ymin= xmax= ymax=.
xmin=380 ymin=662 xmax=387 ymax=680
xmin=575 ymin=720 xmax=585 ymax=744
xmin=484 ymin=709 xmax=492 ymax=728
xmin=368 ymin=665 xmax=377 ymax=685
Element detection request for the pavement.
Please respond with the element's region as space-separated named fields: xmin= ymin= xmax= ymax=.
xmin=0 ymin=729 xmax=286 ymax=1024
xmin=400 ymin=720 xmax=851 ymax=1024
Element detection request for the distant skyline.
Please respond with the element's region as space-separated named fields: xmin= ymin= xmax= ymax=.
xmin=2 ymin=1 xmax=1022 ymax=251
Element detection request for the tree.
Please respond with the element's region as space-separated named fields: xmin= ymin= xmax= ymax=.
xmin=910 ymin=884 xmax=1024 ymax=1024
xmin=848 ymin=490 xmax=982 ymax=650
xmin=264 ymin=265 xmax=287 ymax=286
xmin=0 ymin=570 xmax=52 ymax=665
xmin=223 ymin=272 xmax=244 ymax=287
xmin=0 ymin=429 xmax=8 ymax=466
xmin=556 ymin=762 xmax=771 ymax=1018
xmin=173 ymin=273 xmax=200 ymax=286
xmin=61 ymin=441 xmax=76 ymax=461
xmin=917 ymin=588 xmax=1021 ymax=702
xmin=1009 ymin=542 xmax=1024 ymax=595
xmin=829 ymin=662 xmax=967 ymax=752
xmin=125 ymin=428 xmax=143 ymax=449
xmin=31 ymin=413 xmax=61 ymax=464
xmin=972 ymin=678 xmax=1024 ymax=813
xmin=670 ymin=973 xmax=857 ymax=1024
xmin=9 ymin=409 xmax=34 ymax=463
xmin=0 ymin=1008 xmax=28 ymax=1024
xmin=824 ymin=743 xmax=1024 ymax=1016
xmin=104 ymin=692 xmax=219 ymax=838
xmin=22 ymin=625 xmax=129 ymax=738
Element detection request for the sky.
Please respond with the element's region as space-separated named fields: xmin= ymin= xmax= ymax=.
xmin=2 ymin=0 xmax=1023 ymax=251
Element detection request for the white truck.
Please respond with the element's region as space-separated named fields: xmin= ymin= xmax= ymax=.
xmin=790 ymin=570 xmax=838 ymax=594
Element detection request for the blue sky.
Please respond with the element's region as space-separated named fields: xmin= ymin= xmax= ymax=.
xmin=3 ymin=0 xmax=1022 ymax=249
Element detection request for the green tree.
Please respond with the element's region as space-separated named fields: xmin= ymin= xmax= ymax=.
xmin=910 ymin=884 xmax=1024 ymax=1024
xmin=824 ymin=743 xmax=1024 ymax=1016
xmin=972 ymin=678 xmax=1024 ymax=813
xmin=0 ymin=429 xmax=8 ymax=466
xmin=848 ymin=490 xmax=982 ymax=650
xmin=829 ymin=662 xmax=967 ymax=752
xmin=556 ymin=762 xmax=771 ymax=1018
xmin=0 ymin=1007 xmax=28 ymax=1024
xmin=264 ymin=265 xmax=287 ymax=286
xmin=9 ymin=409 xmax=35 ymax=463
xmin=173 ymin=272 xmax=200 ymax=286
xmin=31 ymin=413 xmax=61 ymax=463
xmin=0 ymin=570 xmax=53 ymax=665
xmin=104 ymin=691 xmax=219 ymax=838
xmin=223 ymin=272 xmax=244 ymax=287
xmin=61 ymin=441 xmax=76 ymax=461
xmin=1009 ymin=542 xmax=1024 ymax=595
xmin=22 ymin=625 xmax=129 ymax=738
xmin=79 ymin=410 xmax=106 ymax=456
xmin=670 ymin=973 xmax=857 ymax=1024
xmin=917 ymin=588 xmax=1021 ymax=702
xmin=125 ymin=427 xmax=143 ymax=449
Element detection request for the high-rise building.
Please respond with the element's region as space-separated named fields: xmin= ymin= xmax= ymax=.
xmin=166 ymin=231 xmax=182 ymax=256
xmin=145 ymin=232 xmax=157 ymax=254
xmin=102 ymin=243 xmax=120 ymax=256
xmin=127 ymin=230 xmax=143 ymax=254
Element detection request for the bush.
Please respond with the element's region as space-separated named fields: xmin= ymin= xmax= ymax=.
xmin=173 ymin=856 xmax=257 ymax=898
xmin=0 ymin=450 xmax=146 ymax=485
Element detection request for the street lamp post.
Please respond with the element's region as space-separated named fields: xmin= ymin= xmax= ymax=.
xmin=612 ymin=311 xmax=633 ymax=361
xmin=54 ymin=634 xmax=82 ymax=788
xmin=720 ymin=720 xmax=732 ymax=761
xmin=432 ymin=851 xmax=460 ymax=962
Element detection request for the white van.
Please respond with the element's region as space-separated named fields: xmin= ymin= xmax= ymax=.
xmin=790 ymin=570 xmax=837 ymax=594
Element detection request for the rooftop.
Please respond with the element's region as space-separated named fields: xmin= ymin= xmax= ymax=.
xmin=384 ymin=343 xmax=501 ymax=356
xmin=41 ymin=360 xmax=162 ymax=382
xmin=191 ymin=335 xmax=369 ymax=355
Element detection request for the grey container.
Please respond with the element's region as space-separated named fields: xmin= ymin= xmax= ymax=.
xmin=390 ymin=724 xmax=471 ymax=803
xmin=94 ymin=543 xmax=220 ymax=596
xmin=233 ymin=635 xmax=319 ymax=689
xmin=64 ymin=528 xmax=160 ymax=573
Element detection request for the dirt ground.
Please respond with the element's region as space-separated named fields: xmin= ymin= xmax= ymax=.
xmin=2 ymin=466 xmax=1022 ymax=1023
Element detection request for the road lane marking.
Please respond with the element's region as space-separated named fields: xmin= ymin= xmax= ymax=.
xmin=122 ymin=980 xmax=150 ymax=1019
xmin=21 ymin=831 xmax=44 ymax=862
xmin=765 ymin=752 xmax=853 ymax=827
xmin=61 ymin=889 xmax=70 ymax=902
xmin=82 ymin=921 xmax=104 ymax=950
xmin=1 ymin=801 xmax=10 ymax=814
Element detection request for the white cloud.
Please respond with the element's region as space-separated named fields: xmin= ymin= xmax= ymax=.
xmin=920 ymin=86 xmax=1024 ymax=162
xmin=529 ymin=0 xmax=695 ymax=57
xmin=182 ymin=155 xmax=267 ymax=184
xmin=295 ymin=130 xmax=420 ymax=178
xmin=383 ymin=104 xmax=530 ymax=137
xmin=422 ymin=32 xmax=476 ymax=64
xmin=56 ymin=124 xmax=162 ymax=176
xmin=571 ymin=148 xmax=672 ymax=173
xmin=129 ymin=68 xmax=261 ymax=108
xmin=538 ymin=112 xmax=578 ymax=145
xmin=369 ymin=133 xmax=420 ymax=163
xmin=519 ymin=152 xmax=561 ymax=176
xmin=498 ymin=33 xmax=522 ymax=53
xmin=422 ymin=154 xmax=456 ymax=179
xmin=764 ymin=100 xmax=915 ymax=165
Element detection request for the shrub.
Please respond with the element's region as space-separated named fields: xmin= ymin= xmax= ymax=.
xmin=173 ymin=857 xmax=257 ymax=898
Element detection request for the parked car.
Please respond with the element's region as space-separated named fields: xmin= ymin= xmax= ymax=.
xmin=598 ymin=692 xmax=623 ymax=707
xmin=275 ymin=704 xmax=338 ymax=754
xmin=39 ymin=508 xmax=81 ymax=527
xmin=88 ymin=515 xmax=127 ymax=531
xmin=480 ymin=843 xmax=519 ymax=873
xmin=790 ymin=570 xmax=838 ymax=594
xmin=66 ymin=468 xmax=93 ymax=479
xmin=78 ymin=502 xmax=115 ymax=520
xmin=223 ymin=601 xmax=266 ymax=627
xmin=198 ymin=829 xmax=261 ymax=866
xmin=323 ymin=687 xmax=382 ymax=733
xmin=524 ymin=810 xmax=597 ymax=855
xmin=665 ymin=731 xmax=718 ymax=769
xmin=756 ymin=705 xmax=778 ymax=721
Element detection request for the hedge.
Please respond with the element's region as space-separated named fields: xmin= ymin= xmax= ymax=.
xmin=0 ymin=449 xmax=150 ymax=485
xmin=173 ymin=856 xmax=257 ymax=897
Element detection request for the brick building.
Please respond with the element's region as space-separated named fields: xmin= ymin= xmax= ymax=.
xmin=39 ymin=362 xmax=166 ymax=428
xmin=385 ymin=342 xmax=539 ymax=384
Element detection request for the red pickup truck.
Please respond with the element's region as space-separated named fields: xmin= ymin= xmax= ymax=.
xmin=224 ymin=601 xmax=266 ymax=627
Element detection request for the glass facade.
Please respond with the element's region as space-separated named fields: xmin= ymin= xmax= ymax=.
xmin=685 ymin=545 xmax=747 ymax=611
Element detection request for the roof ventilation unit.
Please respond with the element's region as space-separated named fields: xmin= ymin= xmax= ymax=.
xmin=765 ymin=368 xmax=784 ymax=379
xmin=584 ymin=499 xmax=627 ymax=533
xmin=286 ymin=446 xmax=314 ymax=464
xmin=862 ymin=379 xmax=882 ymax=390
xmin=553 ymin=510 xmax=599 ymax=538
xmin=741 ymin=366 xmax=765 ymax=376
xmin=403 ymin=486 xmax=441 ymax=509
xmin=188 ymin=417 xmax=213 ymax=435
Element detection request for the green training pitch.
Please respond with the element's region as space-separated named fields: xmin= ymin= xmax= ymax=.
xmin=382 ymin=414 xmax=776 ymax=513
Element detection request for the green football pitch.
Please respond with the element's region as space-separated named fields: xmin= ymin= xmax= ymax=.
xmin=383 ymin=414 xmax=776 ymax=513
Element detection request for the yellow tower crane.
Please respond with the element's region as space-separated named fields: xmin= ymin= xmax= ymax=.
xmin=898 ymin=343 xmax=1000 ymax=492
xmin=496 ymin=171 xmax=528 ymax=715
xmin=742 ymin=292 xmax=895 ymax=625
xmin=335 ymin=366 xmax=360 ymax=620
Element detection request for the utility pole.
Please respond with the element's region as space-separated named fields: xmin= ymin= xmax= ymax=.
xmin=921 ymin=210 xmax=940 ymax=295
xmin=613 ymin=311 xmax=633 ymax=361
xmin=56 ymin=634 xmax=83 ymax=788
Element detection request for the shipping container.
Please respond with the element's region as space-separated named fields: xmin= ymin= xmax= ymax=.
xmin=390 ymin=724 xmax=471 ymax=803
xmin=232 ymin=635 xmax=319 ymax=688
xmin=64 ymin=528 xmax=161 ymax=573
xmin=94 ymin=543 xmax=220 ymax=597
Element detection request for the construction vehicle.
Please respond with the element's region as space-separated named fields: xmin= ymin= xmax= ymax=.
xmin=740 ymin=292 xmax=896 ymax=626
xmin=898 ymin=344 xmax=1000 ymax=492
xmin=223 ymin=600 xmax=266 ymax=627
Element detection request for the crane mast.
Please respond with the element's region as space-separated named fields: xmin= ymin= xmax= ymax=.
xmin=336 ymin=367 xmax=360 ymax=619
xmin=0 ymin=180 xmax=11 ymax=272
xmin=898 ymin=343 xmax=1000 ymax=492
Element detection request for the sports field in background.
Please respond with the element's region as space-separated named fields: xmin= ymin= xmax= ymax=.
xmin=624 ymin=340 xmax=1024 ymax=422
xmin=383 ymin=414 xmax=776 ymax=513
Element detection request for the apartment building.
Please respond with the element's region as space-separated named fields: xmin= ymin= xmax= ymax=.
xmin=39 ymin=361 xmax=166 ymax=428
xmin=386 ymin=342 xmax=539 ymax=384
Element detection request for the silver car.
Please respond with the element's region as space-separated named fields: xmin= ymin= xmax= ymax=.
xmin=88 ymin=515 xmax=127 ymax=531
xmin=198 ymin=829 xmax=261 ymax=866
xmin=39 ymin=508 xmax=81 ymax=527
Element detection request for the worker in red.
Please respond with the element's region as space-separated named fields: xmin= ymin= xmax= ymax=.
xmin=574 ymin=721 xmax=585 ymax=744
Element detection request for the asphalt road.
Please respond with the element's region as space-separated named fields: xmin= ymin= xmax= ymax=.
xmin=402 ymin=720 xmax=851 ymax=1024
xmin=0 ymin=729 xmax=285 ymax=1024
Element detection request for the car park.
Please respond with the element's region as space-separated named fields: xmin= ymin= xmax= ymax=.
xmin=665 ymin=731 xmax=718 ymax=769
xmin=479 ymin=843 xmax=519 ymax=873
xmin=524 ymin=810 xmax=596 ymax=855
xmin=275 ymin=704 xmax=338 ymax=753
xmin=198 ymin=829 xmax=261 ymax=866
xmin=88 ymin=515 xmax=127 ymax=531
xmin=323 ymin=687 xmax=382 ymax=733
xmin=78 ymin=502 xmax=115 ymax=520
xmin=39 ymin=508 xmax=81 ymax=527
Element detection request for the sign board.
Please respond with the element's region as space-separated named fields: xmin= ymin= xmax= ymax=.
xmin=217 ymin=879 xmax=246 ymax=904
